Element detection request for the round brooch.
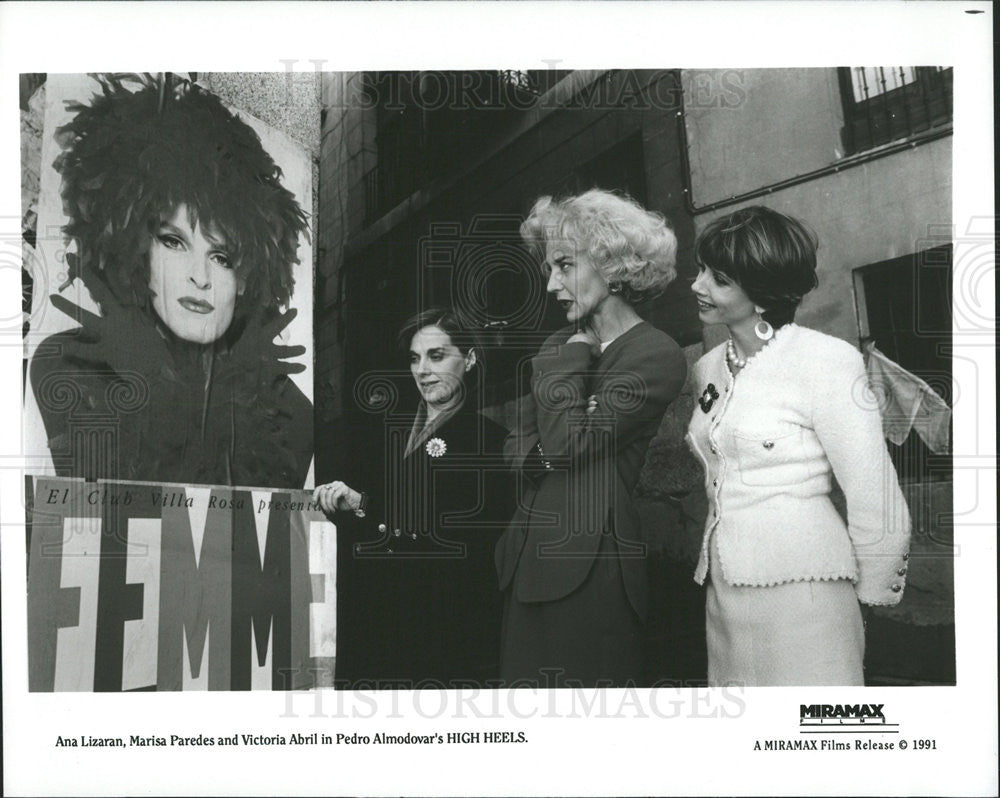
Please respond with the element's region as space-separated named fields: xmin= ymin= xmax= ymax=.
xmin=425 ymin=437 xmax=447 ymax=458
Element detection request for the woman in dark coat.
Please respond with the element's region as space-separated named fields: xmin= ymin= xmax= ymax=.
xmin=314 ymin=308 xmax=511 ymax=688
xmin=29 ymin=74 xmax=312 ymax=489
xmin=496 ymin=189 xmax=687 ymax=687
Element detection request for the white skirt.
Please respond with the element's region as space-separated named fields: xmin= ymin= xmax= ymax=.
xmin=706 ymin=534 xmax=865 ymax=687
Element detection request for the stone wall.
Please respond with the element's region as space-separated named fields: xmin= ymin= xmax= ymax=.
xmin=200 ymin=71 xmax=322 ymax=261
xmin=314 ymin=73 xmax=375 ymax=427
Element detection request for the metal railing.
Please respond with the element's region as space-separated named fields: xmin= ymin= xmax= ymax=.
xmin=839 ymin=66 xmax=952 ymax=154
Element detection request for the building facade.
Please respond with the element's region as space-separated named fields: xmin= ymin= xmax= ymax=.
xmin=315 ymin=67 xmax=954 ymax=685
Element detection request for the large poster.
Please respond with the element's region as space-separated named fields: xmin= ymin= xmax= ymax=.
xmin=23 ymin=74 xmax=315 ymax=490
xmin=26 ymin=477 xmax=335 ymax=691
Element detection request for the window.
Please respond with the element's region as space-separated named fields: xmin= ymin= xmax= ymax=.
xmin=853 ymin=245 xmax=952 ymax=483
xmin=838 ymin=67 xmax=952 ymax=154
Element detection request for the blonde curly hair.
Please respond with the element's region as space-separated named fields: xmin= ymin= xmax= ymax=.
xmin=519 ymin=189 xmax=677 ymax=302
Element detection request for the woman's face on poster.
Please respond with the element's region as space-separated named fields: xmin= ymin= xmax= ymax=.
xmin=409 ymin=325 xmax=474 ymax=409
xmin=148 ymin=204 xmax=239 ymax=344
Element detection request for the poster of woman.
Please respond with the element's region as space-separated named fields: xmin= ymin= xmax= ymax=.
xmin=23 ymin=73 xmax=315 ymax=490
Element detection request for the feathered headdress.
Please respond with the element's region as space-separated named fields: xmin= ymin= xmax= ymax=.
xmin=54 ymin=73 xmax=309 ymax=318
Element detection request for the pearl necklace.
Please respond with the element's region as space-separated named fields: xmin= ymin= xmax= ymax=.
xmin=726 ymin=338 xmax=747 ymax=370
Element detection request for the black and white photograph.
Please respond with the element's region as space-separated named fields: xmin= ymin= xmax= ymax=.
xmin=1 ymin=2 xmax=995 ymax=796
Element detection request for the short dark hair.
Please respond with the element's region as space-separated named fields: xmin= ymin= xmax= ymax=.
xmin=55 ymin=74 xmax=309 ymax=319
xmin=397 ymin=306 xmax=483 ymax=366
xmin=397 ymin=307 xmax=487 ymax=403
xmin=694 ymin=206 xmax=818 ymax=328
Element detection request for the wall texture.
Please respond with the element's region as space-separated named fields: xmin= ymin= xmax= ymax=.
xmin=201 ymin=71 xmax=322 ymax=262
xmin=684 ymin=68 xmax=845 ymax=205
xmin=683 ymin=68 xmax=952 ymax=345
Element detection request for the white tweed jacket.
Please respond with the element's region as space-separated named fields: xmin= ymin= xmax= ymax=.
xmin=685 ymin=324 xmax=911 ymax=605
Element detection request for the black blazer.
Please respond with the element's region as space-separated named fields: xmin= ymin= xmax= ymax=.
xmin=495 ymin=322 xmax=686 ymax=622
xmin=335 ymin=399 xmax=512 ymax=688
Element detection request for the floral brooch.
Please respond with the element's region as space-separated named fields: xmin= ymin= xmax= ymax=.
xmin=425 ymin=437 xmax=447 ymax=458
xmin=698 ymin=383 xmax=719 ymax=413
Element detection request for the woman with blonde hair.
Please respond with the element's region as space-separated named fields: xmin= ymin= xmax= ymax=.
xmin=497 ymin=188 xmax=687 ymax=687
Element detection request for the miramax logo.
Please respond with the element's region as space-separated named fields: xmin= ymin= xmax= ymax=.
xmin=751 ymin=702 xmax=901 ymax=751
xmin=800 ymin=704 xmax=885 ymax=722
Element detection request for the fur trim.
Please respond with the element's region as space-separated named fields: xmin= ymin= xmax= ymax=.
xmin=54 ymin=73 xmax=308 ymax=319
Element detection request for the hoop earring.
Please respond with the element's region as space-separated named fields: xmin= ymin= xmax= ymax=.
xmin=608 ymin=281 xmax=622 ymax=295
xmin=754 ymin=312 xmax=774 ymax=341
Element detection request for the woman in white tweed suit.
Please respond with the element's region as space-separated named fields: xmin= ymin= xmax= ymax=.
xmin=686 ymin=206 xmax=911 ymax=686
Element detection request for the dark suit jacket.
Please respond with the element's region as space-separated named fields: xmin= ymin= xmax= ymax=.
xmin=495 ymin=322 xmax=686 ymax=623
xmin=336 ymin=399 xmax=513 ymax=687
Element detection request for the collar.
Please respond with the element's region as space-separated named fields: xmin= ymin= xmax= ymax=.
xmin=403 ymin=398 xmax=465 ymax=458
xmin=597 ymin=320 xmax=648 ymax=361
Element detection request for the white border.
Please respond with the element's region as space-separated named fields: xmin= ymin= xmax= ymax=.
xmin=1 ymin=2 xmax=995 ymax=796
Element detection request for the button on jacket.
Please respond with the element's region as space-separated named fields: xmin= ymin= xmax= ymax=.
xmin=685 ymin=324 xmax=911 ymax=606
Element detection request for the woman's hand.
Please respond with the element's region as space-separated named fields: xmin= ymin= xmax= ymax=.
xmin=49 ymin=253 xmax=173 ymax=380
xmin=223 ymin=306 xmax=307 ymax=388
xmin=312 ymin=480 xmax=362 ymax=515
